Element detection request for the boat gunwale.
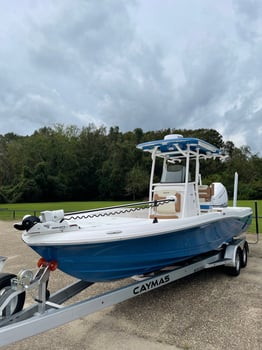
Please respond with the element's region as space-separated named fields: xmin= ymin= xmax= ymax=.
xmin=22 ymin=208 xmax=252 ymax=247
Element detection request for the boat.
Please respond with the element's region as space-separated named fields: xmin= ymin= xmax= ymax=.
xmin=15 ymin=134 xmax=252 ymax=282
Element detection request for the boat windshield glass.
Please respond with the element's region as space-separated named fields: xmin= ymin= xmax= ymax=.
xmin=161 ymin=163 xmax=191 ymax=183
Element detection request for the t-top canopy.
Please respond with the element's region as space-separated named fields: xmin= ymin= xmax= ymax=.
xmin=136 ymin=135 xmax=224 ymax=159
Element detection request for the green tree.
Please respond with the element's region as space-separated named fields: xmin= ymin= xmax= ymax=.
xmin=126 ymin=166 xmax=149 ymax=200
xmin=0 ymin=125 xmax=261 ymax=202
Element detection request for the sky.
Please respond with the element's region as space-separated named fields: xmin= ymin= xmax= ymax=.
xmin=0 ymin=0 xmax=262 ymax=154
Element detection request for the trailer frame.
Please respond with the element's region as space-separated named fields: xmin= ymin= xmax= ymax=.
xmin=0 ymin=237 xmax=248 ymax=347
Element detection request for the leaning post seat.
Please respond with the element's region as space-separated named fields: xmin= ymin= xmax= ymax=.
xmin=150 ymin=186 xmax=181 ymax=219
xmin=198 ymin=184 xmax=214 ymax=203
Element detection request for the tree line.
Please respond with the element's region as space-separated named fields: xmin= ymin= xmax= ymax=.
xmin=0 ymin=124 xmax=261 ymax=203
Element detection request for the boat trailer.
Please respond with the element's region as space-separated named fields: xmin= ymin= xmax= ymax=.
xmin=0 ymin=238 xmax=248 ymax=347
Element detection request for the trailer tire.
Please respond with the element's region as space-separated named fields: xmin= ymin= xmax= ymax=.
xmin=226 ymin=248 xmax=241 ymax=277
xmin=240 ymin=242 xmax=248 ymax=268
xmin=0 ymin=273 xmax=26 ymax=316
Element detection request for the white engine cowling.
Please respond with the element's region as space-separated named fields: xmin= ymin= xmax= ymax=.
xmin=211 ymin=182 xmax=228 ymax=207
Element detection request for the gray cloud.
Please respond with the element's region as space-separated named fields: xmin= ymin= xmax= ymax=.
xmin=0 ymin=0 xmax=261 ymax=154
xmin=233 ymin=0 xmax=262 ymax=42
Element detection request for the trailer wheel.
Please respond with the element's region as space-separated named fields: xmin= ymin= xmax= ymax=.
xmin=0 ymin=273 xmax=26 ymax=317
xmin=240 ymin=242 xmax=248 ymax=268
xmin=226 ymin=248 xmax=241 ymax=277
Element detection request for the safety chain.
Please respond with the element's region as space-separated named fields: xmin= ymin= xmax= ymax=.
xmin=65 ymin=198 xmax=174 ymax=221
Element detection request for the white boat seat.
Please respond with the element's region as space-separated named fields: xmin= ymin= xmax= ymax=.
xmin=198 ymin=184 xmax=214 ymax=202
xmin=150 ymin=189 xmax=181 ymax=219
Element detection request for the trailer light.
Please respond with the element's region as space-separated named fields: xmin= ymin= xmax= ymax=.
xmin=49 ymin=260 xmax=58 ymax=271
xmin=37 ymin=258 xmax=46 ymax=268
xmin=37 ymin=258 xmax=58 ymax=271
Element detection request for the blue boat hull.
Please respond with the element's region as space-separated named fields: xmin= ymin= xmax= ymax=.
xmin=29 ymin=215 xmax=251 ymax=282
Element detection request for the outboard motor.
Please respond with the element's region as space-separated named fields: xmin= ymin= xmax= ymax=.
xmin=14 ymin=215 xmax=41 ymax=231
xmin=211 ymin=182 xmax=228 ymax=207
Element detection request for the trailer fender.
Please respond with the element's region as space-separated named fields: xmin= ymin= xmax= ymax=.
xmin=223 ymin=239 xmax=246 ymax=267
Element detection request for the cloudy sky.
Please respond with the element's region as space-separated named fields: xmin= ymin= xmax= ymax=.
xmin=0 ymin=0 xmax=262 ymax=154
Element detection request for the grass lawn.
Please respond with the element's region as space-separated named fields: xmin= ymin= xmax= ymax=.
xmin=228 ymin=200 xmax=261 ymax=234
xmin=0 ymin=200 xmax=261 ymax=233
xmin=0 ymin=201 xmax=132 ymax=220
